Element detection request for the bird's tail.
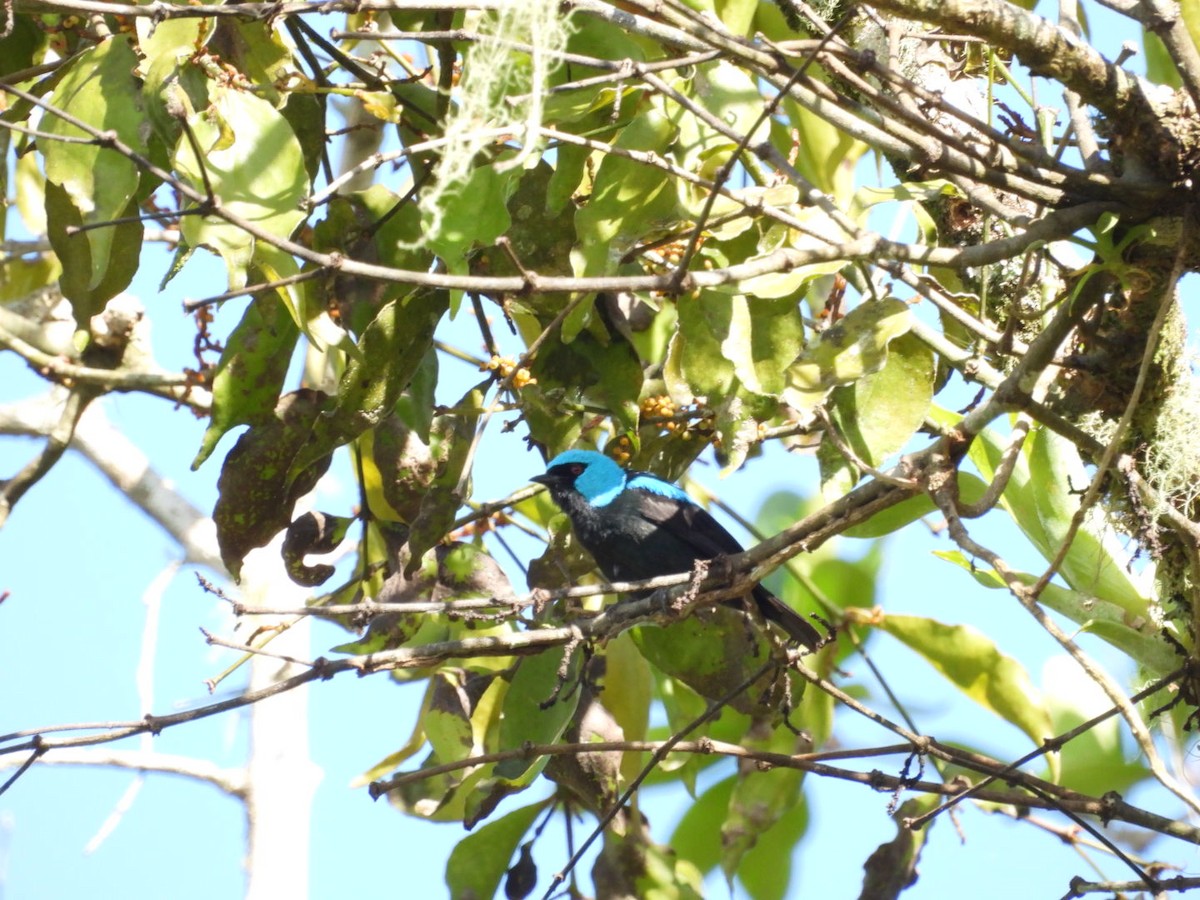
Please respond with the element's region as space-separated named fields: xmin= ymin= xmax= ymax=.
xmin=753 ymin=586 xmax=824 ymax=650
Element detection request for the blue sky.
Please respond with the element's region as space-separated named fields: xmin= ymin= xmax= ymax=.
xmin=0 ymin=239 xmax=1164 ymax=898
xmin=1 ymin=4 xmax=1194 ymax=898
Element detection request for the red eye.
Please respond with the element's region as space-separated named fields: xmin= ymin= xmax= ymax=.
xmin=569 ymin=464 xmax=584 ymax=475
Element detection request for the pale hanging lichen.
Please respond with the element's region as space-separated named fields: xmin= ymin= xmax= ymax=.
xmin=416 ymin=0 xmax=573 ymax=244
xmin=1142 ymin=350 xmax=1200 ymax=524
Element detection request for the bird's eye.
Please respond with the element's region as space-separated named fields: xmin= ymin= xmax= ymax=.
xmin=568 ymin=464 xmax=584 ymax=475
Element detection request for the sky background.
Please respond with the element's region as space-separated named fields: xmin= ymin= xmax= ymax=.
xmin=2 ymin=4 xmax=1195 ymax=899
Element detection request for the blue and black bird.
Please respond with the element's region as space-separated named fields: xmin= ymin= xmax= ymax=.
xmin=532 ymin=450 xmax=823 ymax=649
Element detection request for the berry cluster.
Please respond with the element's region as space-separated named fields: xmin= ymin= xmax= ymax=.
xmin=482 ymin=355 xmax=536 ymax=389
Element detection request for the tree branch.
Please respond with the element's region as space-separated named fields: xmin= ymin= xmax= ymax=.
xmin=868 ymin=0 xmax=1156 ymax=125
xmin=0 ymin=395 xmax=221 ymax=568
xmin=0 ymin=748 xmax=246 ymax=796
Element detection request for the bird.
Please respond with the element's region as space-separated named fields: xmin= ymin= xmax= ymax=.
xmin=531 ymin=449 xmax=823 ymax=649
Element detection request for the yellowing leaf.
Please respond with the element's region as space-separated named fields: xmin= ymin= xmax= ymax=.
xmin=879 ymin=612 xmax=1055 ymax=766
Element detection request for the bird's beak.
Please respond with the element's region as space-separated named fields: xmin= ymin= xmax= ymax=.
xmin=530 ymin=473 xmax=554 ymax=487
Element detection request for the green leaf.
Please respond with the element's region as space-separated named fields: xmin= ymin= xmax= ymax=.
xmin=392 ymin=346 xmax=439 ymax=442
xmin=742 ymin=295 xmax=807 ymax=397
xmin=711 ymin=393 xmax=763 ymax=475
xmin=193 ymin=294 xmax=300 ymax=468
xmin=1180 ymin=0 xmax=1200 ymax=63
xmin=670 ymin=771 xmax=734 ymax=875
xmin=175 ymin=84 xmax=308 ymax=290
xmin=520 ymin=385 xmax=585 ymax=461
xmin=877 ymin=613 xmax=1055 ymax=760
xmin=382 ymin=673 xmax=510 ymax=822
xmin=945 ymin=412 xmax=1152 ymax=619
xmin=547 ymin=137 xmax=593 ymax=213
xmin=40 ymin=36 xmax=147 ymax=325
xmin=666 ymin=289 xmax=738 ymax=401
xmin=473 ymin=160 xmax=575 ymax=279
xmin=736 ymin=213 xmax=845 ymax=299
xmin=654 ymin=677 xmax=715 ymax=791
xmin=573 ymin=103 xmax=678 ymax=282
xmin=13 ymin=149 xmax=48 ymax=238
xmin=387 ymin=749 xmax=492 ymax=822
xmin=841 ymin=472 xmax=988 ymax=538
xmin=1041 ymin=657 xmax=1150 ymax=796
xmin=403 ymin=382 xmax=487 ymax=572
xmin=1143 ymin=28 xmax=1183 ymax=87
xmin=445 ymin=801 xmax=549 ymax=900
xmin=424 ymin=670 xmax=483 ymax=764
xmin=1025 ymin=427 xmax=1149 ymax=614
xmin=783 ymin=554 xmax=875 ymax=627
xmin=735 ymin=786 xmax=808 ymax=900
xmin=673 ymin=61 xmax=768 ymax=187
xmin=854 ymin=179 xmax=960 ymax=217
xmin=531 ymin=330 xmax=644 ymax=432
xmin=603 ymin=631 xmax=653 ymax=747
xmin=495 ymin=647 xmax=582 ymax=782
xmin=315 ymin=185 xmax=433 ymax=286
xmin=334 ymin=548 xmax=515 ymax=661
xmin=256 ymin=243 xmax=353 ymax=354
xmin=783 ymin=298 xmax=913 ymax=412
xmin=721 ymin=728 xmax=807 ymax=893
xmin=633 ymin=608 xmax=800 ymax=719
xmin=44 ymin=184 xmax=144 ymax=325
xmin=439 ymin=542 xmax=518 ymax=601
xmin=714 ymin=0 xmax=758 ymax=33
xmin=137 ymin=15 xmax=208 ymax=76
xmin=564 ymin=9 xmax=648 ymax=68
xmin=296 ymin=291 xmax=449 ymax=477
xmin=0 ymin=253 xmax=61 ymax=304
xmin=138 ymin=17 xmax=212 ymax=157
xmin=424 ymin=160 xmax=520 ymax=272
xmin=0 ymin=15 xmax=45 ymax=80
xmin=209 ymin=18 xmax=291 ymax=107
xmin=828 ymin=331 xmax=935 ymax=465
xmin=780 ymin=97 xmax=867 ymax=200
xmin=934 ymin=551 xmax=1179 ymax=675
xmin=632 ymin=838 xmax=706 ymax=899
xmin=819 ymin=433 xmax=855 ymax=499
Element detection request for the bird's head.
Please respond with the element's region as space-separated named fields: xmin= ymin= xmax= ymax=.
xmin=531 ymin=450 xmax=626 ymax=507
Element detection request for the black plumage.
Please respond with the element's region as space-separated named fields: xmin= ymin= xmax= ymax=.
xmin=532 ymin=450 xmax=823 ymax=649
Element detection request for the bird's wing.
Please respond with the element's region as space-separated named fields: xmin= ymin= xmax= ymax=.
xmin=625 ymin=486 xmax=747 ymax=558
xmin=625 ymin=483 xmax=824 ymax=649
